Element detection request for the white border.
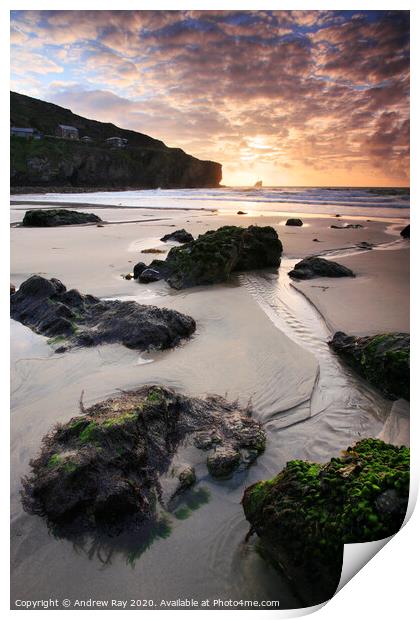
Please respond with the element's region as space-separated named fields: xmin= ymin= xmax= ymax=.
xmin=3 ymin=2 xmax=417 ymax=618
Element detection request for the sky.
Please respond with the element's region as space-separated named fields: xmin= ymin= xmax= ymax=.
xmin=10 ymin=10 xmax=409 ymax=187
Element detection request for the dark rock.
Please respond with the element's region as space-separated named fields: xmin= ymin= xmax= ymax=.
xmin=237 ymin=210 xmax=247 ymax=215
xmin=160 ymin=229 xmax=194 ymax=244
xmin=22 ymin=386 xmax=265 ymax=535
xmin=242 ymin=438 xmax=409 ymax=606
xmin=10 ymin=284 xmax=16 ymax=295
xmin=335 ymin=214 xmax=341 ymax=217
xmin=288 ymin=256 xmax=355 ymax=280
xmin=285 ymin=218 xmax=303 ymax=226
xmin=400 ymin=224 xmax=410 ymax=239
xmin=207 ymin=446 xmax=241 ymax=477
xmin=124 ymin=273 xmax=133 ymax=280
xmin=178 ymin=466 xmax=196 ymax=490
xmin=22 ymin=209 xmax=101 ymax=227
xmin=143 ymin=225 xmax=283 ymax=290
xmin=138 ymin=268 xmax=162 ymax=283
xmin=331 ymin=223 xmax=363 ymax=229
xmin=329 ymin=332 xmax=409 ymax=400
xmin=10 ymin=275 xmax=195 ymax=352
xmin=313 ymin=238 xmax=321 ymax=242
xmin=356 ymin=241 xmax=374 ymax=250
xmin=133 ymin=262 xmax=147 ymax=279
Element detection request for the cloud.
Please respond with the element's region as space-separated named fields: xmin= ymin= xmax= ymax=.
xmin=10 ymin=10 xmax=409 ymax=185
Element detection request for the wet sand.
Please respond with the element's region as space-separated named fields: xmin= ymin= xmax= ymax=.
xmin=10 ymin=201 xmax=409 ymax=609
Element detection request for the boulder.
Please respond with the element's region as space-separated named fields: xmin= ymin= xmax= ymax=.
xmin=285 ymin=218 xmax=303 ymax=226
xmin=22 ymin=209 xmax=101 ymax=227
xmin=207 ymin=446 xmax=241 ymax=477
xmin=329 ymin=332 xmax=409 ymax=400
xmin=133 ymin=262 xmax=147 ymax=279
xmin=400 ymin=224 xmax=410 ymax=239
xmin=22 ymin=386 xmax=265 ymax=535
xmin=10 ymin=283 xmax=16 ymax=295
xmin=242 ymin=439 xmax=409 ymax=606
xmin=288 ymin=256 xmax=355 ymax=280
xmin=138 ymin=268 xmax=162 ymax=283
xmin=237 ymin=210 xmax=247 ymax=215
xmin=140 ymin=225 xmax=283 ymax=290
xmin=160 ymin=229 xmax=194 ymax=244
xmin=10 ymin=275 xmax=195 ymax=352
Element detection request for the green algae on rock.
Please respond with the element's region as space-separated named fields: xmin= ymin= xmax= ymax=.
xmin=242 ymin=439 xmax=409 ymax=606
xmin=329 ymin=332 xmax=409 ymax=401
xmin=22 ymin=386 xmax=265 ymax=536
xmin=141 ymin=225 xmax=283 ymax=289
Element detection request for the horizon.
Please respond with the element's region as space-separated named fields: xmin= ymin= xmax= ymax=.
xmin=11 ymin=10 xmax=409 ymax=187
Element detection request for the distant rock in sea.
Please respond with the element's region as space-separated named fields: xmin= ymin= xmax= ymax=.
xmin=288 ymin=256 xmax=355 ymax=280
xmin=254 ymin=180 xmax=262 ymax=188
xmin=22 ymin=209 xmax=101 ymax=227
xmin=11 ymin=275 xmax=195 ymax=352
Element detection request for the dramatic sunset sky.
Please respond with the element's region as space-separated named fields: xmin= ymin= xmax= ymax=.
xmin=10 ymin=10 xmax=409 ymax=187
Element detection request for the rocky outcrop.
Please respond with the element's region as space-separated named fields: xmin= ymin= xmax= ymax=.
xmin=288 ymin=256 xmax=355 ymax=280
xmin=242 ymin=439 xmax=409 ymax=606
xmin=11 ymin=92 xmax=222 ymax=189
xmin=160 ymin=229 xmax=194 ymax=244
xmin=22 ymin=209 xmax=101 ymax=227
xmin=329 ymin=332 xmax=409 ymax=401
xmin=285 ymin=218 xmax=303 ymax=226
xmin=22 ymin=385 xmax=265 ymax=535
xmin=10 ymin=275 xmax=195 ymax=352
xmin=400 ymin=224 xmax=410 ymax=239
xmin=139 ymin=225 xmax=283 ymax=289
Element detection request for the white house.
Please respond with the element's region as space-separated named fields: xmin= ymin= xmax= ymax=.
xmin=56 ymin=124 xmax=79 ymax=140
xmin=105 ymin=136 xmax=128 ymax=148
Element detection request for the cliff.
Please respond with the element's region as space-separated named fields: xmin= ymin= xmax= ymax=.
xmin=10 ymin=92 xmax=222 ymax=190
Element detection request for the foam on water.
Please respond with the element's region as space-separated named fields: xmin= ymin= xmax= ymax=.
xmin=11 ymin=186 xmax=410 ymax=219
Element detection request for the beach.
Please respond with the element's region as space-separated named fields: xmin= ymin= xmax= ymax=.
xmin=10 ymin=188 xmax=409 ymax=608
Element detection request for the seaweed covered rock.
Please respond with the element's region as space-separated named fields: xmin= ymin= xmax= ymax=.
xmin=140 ymin=225 xmax=283 ymax=289
xmin=242 ymin=439 xmax=409 ymax=605
xmin=160 ymin=229 xmax=194 ymax=244
xmin=330 ymin=332 xmax=409 ymax=401
xmin=288 ymin=256 xmax=355 ymax=280
xmin=10 ymin=275 xmax=195 ymax=352
xmin=285 ymin=218 xmax=303 ymax=226
xmin=400 ymin=224 xmax=410 ymax=239
xmin=22 ymin=209 xmax=101 ymax=227
xmin=22 ymin=386 xmax=265 ymax=534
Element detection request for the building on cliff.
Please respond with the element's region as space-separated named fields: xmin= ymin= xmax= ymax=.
xmin=11 ymin=127 xmax=42 ymax=139
xmin=56 ymin=124 xmax=79 ymax=140
xmin=105 ymin=136 xmax=128 ymax=148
